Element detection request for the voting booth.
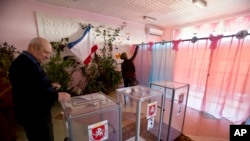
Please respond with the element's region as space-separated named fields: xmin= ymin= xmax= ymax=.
xmin=116 ymin=85 xmax=164 ymax=141
xmin=61 ymin=92 xmax=122 ymax=141
xmin=150 ymin=81 xmax=189 ymax=141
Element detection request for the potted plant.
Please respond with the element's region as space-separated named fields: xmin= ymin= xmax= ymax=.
xmin=0 ymin=42 xmax=19 ymax=141
xmin=0 ymin=42 xmax=19 ymax=83
xmin=42 ymin=38 xmax=81 ymax=95
xmin=80 ymin=23 xmax=123 ymax=94
xmin=43 ymin=23 xmax=125 ymax=95
xmin=0 ymin=42 xmax=19 ymax=105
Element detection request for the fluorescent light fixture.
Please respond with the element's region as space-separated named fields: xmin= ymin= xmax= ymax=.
xmin=192 ymin=0 xmax=207 ymax=8
xmin=143 ymin=16 xmax=157 ymax=21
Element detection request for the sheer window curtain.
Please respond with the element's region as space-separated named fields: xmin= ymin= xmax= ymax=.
xmin=172 ymin=35 xmax=250 ymax=123
xmin=134 ymin=44 xmax=152 ymax=86
xmin=173 ymin=40 xmax=211 ymax=111
xmin=134 ymin=43 xmax=175 ymax=87
xmin=172 ymin=15 xmax=250 ymax=123
xmin=202 ymin=35 xmax=250 ymax=123
xmin=133 ymin=15 xmax=250 ymax=123
xmin=134 ymin=36 xmax=249 ymax=123
xmin=149 ymin=42 xmax=175 ymax=83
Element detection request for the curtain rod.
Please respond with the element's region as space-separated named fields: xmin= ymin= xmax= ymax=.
xmin=139 ymin=33 xmax=250 ymax=45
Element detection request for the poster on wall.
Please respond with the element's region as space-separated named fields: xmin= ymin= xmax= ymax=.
xmin=88 ymin=120 xmax=108 ymax=141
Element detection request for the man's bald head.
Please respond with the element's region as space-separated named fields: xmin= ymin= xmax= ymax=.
xmin=27 ymin=37 xmax=52 ymax=64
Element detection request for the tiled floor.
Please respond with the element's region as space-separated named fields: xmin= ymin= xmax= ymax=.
xmin=16 ymin=91 xmax=231 ymax=141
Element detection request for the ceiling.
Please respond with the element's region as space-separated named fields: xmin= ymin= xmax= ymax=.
xmin=33 ymin=0 xmax=250 ymax=28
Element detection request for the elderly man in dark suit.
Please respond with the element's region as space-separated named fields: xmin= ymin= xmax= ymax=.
xmin=9 ymin=37 xmax=71 ymax=141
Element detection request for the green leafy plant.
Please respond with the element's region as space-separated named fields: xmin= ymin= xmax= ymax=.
xmin=0 ymin=42 xmax=19 ymax=141
xmin=81 ymin=53 xmax=122 ymax=94
xmin=0 ymin=42 xmax=20 ymax=83
xmin=80 ymin=23 xmax=125 ymax=94
xmin=42 ymin=38 xmax=80 ymax=94
xmin=43 ymin=22 xmax=126 ymax=95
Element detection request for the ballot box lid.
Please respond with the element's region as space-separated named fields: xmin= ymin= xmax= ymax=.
xmin=61 ymin=92 xmax=118 ymax=116
xmin=116 ymin=85 xmax=163 ymax=101
xmin=151 ymin=80 xmax=188 ymax=89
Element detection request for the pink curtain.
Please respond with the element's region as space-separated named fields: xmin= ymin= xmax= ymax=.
xmin=173 ymin=15 xmax=250 ymax=123
xmin=174 ymin=15 xmax=250 ymax=39
xmin=173 ymin=39 xmax=211 ymax=111
xmin=224 ymin=16 xmax=250 ymax=34
xmin=173 ymin=35 xmax=250 ymax=123
xmin=202 ymin=35 xmax=250 ymax=123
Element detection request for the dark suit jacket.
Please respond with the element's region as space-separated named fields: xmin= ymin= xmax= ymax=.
xmin=9 ymin=51 xmax=58 ymax=124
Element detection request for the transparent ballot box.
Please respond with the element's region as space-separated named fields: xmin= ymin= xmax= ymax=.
xmin=150 ymin=81 xmax=189 ymax=141
xmin=61 ymin=92 xmax=122 ymax=141
xmin=116 ymin=85 xmax=164 ymax=141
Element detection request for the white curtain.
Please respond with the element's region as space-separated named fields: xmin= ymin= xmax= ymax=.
xmin=134 ymin=44 xmax=152 ymax=86
xmin=149 ymin=42 xmax=175 ymax=83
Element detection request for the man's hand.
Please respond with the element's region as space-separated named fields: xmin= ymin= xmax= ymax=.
xmin=52 ymin=82 xmax=61 ymax=90
xmin=58 ymin=92 xmax=71 ymax=103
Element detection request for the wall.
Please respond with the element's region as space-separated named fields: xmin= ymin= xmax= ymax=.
xmin=0 ymin=0 xmax=149 ymax=57
xmin=0 ymin=0 xmax=38 ymax=51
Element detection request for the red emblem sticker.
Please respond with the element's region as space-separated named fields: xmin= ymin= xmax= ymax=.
xmin=178 ymin=93 xmax=184 ymax=104
xmin=88 ymin=120 xmax=108 ymax=141
xmin=147 ymin=101 xmax=157 ymax=119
